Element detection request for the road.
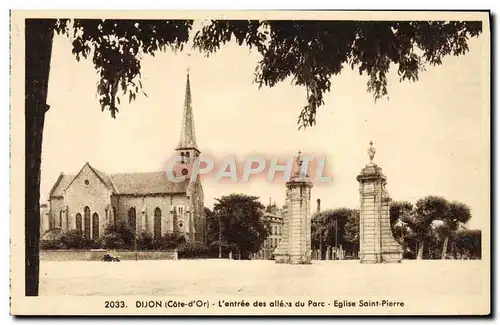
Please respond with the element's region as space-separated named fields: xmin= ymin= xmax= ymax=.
xmin=39 ymin=259 xmax=485 ymax=297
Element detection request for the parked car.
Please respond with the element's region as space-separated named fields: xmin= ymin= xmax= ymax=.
xmin=101 ymin=253 xmax=120 ymax=262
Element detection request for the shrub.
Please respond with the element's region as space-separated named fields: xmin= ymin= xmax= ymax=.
xmin=40 ymin=239 xmax=64 ymax=250
xmin=101 ymin=232 xmax=126 ymax=250
xmin=137 ymin=231 xmax=154 ymax=250
xmin=90 ymin=237 xmax=105 ymax=249
xmin=152 ymin=233 xmax=184 ymax=250
xmin=177 ymin=242 xmax=211 ymax=259
xmin=59 ymin=230 xmax=87 ymax=249
xmin=104 ymin=221 xmax=134 ymax=249
xmin=42 ymin=230 xmax=100 ymax=249
xmin=207 ymin=241 xmax=238 ymax=258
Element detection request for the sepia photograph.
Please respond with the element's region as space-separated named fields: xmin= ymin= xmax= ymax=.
xmin=10 ymin=10 xmax=491 ymax=315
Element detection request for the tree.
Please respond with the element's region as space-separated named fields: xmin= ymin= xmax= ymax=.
xmin=311 ymin=208 xmax=357 ymax=258
xmin=204 ymin=207 xmax=219 ymax=244
xmin=452 ymin=229 xmax=481 ymax=259
xmin=413 ymin=196 xmax=449 ymax=259
xmin=25 ymin=18 xmax=482 ymax=295
xmin=438 ymin=201 xmax=472 ymax=259
xmin=389 ymin=201 xmax=414 ymax=244
xmin=344 ymin=209 xmax=360 ymax=258
xmin=311 ymin=212 xmax=327 ymax=258
xmin=194 ymin=20 xmax=482 ymax=128
xmin=212 ymin=194 xmax=270 ymax=259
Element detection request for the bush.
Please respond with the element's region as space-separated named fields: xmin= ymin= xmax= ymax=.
xmin=40 ymin=230 xmax=102 ymax=250
xmin=152 ymin=233 xmax=184 ymax=250
xmin=90 ymin=238 xmax=104 ymax=249
xmin=101 ymin=232 xmax=126 ymax=250
xmin=59 ymin=230 xmax=87 ymax=249
xmin=104 ymin=221 xmax=134 ymax=249
xmin=137 ymin=231 xmax=154 ymax=250
xmin=40 ymin=239 xmax=64 ymax=250
xmin=177 ymin=242 xmax=211 ymax=259
xmin=207 ymin=241 xmax=238 ymax=258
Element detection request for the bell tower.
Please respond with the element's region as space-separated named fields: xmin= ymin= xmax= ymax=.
xmin=174 ymin=68 xmax=205 ymax=243
xmin=176 ymin=70 xmax=200 ymax=165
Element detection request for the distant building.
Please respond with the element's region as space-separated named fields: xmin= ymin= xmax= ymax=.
xmin=254 ymin=201 xmax=286 ymax=260
xmin=40 ymin=203 xmax=49 ymax=236
xmin=43 ymin=72 xmax=205 ymax=243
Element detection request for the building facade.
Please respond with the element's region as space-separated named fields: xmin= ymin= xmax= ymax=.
xmin=253 ymin=201 xmax=286 ymax=260
xmin=44 ymin=72 xmax=206 ymax=243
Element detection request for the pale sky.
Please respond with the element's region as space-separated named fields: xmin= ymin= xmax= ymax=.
xmin=41 ymin=24 xmax=489 ymax=230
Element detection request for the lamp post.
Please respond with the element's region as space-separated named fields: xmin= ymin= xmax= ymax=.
xmin=134 ymin=229 xmax=138 ymax=261
xmin=334 ymin=219 xmax=338 ymax=260
xmin=218 ymin=214 xmax=222 ymax=259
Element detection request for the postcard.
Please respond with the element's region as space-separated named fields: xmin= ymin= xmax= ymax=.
xmin=10 ymin=10 xmax=490 ymax=315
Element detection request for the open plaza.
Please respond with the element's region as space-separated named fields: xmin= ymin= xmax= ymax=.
xmin=39 ymin=259 xmax=485 ymax=297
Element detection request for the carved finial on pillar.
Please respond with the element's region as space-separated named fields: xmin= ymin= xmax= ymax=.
xmin=368 ymin=141 xmax=376 ymax=163
xmin=296 ymin=150 xmax=303 ymax=167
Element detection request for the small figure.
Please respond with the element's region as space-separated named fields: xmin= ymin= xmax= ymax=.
xmin=368 ymin=141 xmax=376 ymax=163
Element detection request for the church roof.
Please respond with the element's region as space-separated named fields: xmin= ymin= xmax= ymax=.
xmin=108 ymin=171 xmax=189 ymax=195
xmin=51 ymin=163 xmax=190 ymax=198
xmin=49 ymin=173 xmax=75 ymax=198
xmin=92 ymin=167 xmax=116 ymax=190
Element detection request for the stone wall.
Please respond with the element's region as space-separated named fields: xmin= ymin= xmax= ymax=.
xmin=40 ymin=249 xmax=178 ymax=261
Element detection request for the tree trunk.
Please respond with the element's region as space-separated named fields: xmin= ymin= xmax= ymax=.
xmin=417 ymin=242 xmax=424 ymax=260
xmin=25 ymin=19 xmax=55 ymax=296
xmin=441 ymin=236 xmax=449 ymax=260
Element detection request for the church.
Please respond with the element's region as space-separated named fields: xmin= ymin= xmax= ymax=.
xmin=43 ymin=72 xmax=206 ymax=243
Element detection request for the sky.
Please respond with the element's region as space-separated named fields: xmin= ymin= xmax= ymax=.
xmin=41 ymin=23 xmax=489 ymax=230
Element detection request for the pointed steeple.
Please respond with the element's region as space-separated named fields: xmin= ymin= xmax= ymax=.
xmin=176 ymin=70 xmax=199 ymax=152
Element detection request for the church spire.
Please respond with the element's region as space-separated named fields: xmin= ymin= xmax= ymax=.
xmin=176 ymin=69 xmax=199 ymax=152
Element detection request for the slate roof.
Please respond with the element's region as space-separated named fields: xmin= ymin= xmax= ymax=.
xmin=108 ymin=171 xmax=189 ymax=195
xmin=50 ymin=164 xmax=190 ymax=198
xmin=49 ymin=174 xmax=75 ymax=198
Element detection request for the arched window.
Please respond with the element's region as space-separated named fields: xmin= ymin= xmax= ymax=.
xmin=154 ymin=207 xmax=162 ymax=240
xmin=92 ymin=213 xmax=99 ymax=239
xmin=180 ymin=152 xmax=185 ymax=164
xmin=59 ymin=210 xmax=63 ymax=228
xmin=84 ymin=206 xmax=91 ymax=239
xmin=112 ymin=207 xmax=117 ymax=226
xmin=75 ymin=213 xmax=82 ymax=233
xmin=185 ymin=152 xmax=190 ymax=164
xmin=128 ymin=207 xmax=136 ymax=234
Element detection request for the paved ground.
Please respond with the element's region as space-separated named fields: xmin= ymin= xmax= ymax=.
xmin=39 ymin=259 xmax=485 ymax=297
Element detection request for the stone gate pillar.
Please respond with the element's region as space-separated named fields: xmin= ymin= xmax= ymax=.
xmin=274 ymin=151 xmax=313 ymax=264
xmin=356 ymin=142 xmax=402 ymax=263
